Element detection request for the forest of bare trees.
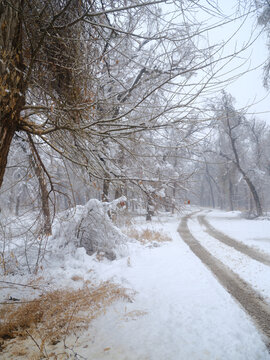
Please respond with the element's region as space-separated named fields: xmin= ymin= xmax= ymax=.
xmin=1 ymin=0 xmax=270 ymax=270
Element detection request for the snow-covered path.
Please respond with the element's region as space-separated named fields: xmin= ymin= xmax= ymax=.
xmin=2 ymin=211 xmax=270 ymax=359
xmin=51 ymin=214 xmax=270 ymax=359
xmin=198 ymin=214 xmax=270 ymax=266
xmin=189 ymin=210 xmax=270 ymax=306
xmin=180 ymin=211 xmax=270 ymax=350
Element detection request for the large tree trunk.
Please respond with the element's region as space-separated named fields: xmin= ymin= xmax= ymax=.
xmin=230 ymin=141 xmax=262 ymax=216
xmin=243 ymin=173 xmax=262 ymax=217
xmin=28 ymin=136 xmax=52 ymax=235
xmin=0 ymin=122 xmax=16 ymax=187
xmin=0 ymin=0 xmax=25 ymax=188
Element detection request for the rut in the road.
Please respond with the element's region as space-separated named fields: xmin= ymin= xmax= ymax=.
xmin=198 ymin=215 xmax=270 ymax=267
xmin=178 ymin=214 xmax=270 ymax=349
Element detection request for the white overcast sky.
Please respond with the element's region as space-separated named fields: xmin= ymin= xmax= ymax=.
xmin=199 ymin=0 xmax=270 ymax=123
xmin=162 ymin=0 xmax=270 ymax=123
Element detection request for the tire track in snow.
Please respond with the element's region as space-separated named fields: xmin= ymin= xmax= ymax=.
xmin=198 ymin=214 xmax=270 ymax=267
xmin=178 ymin=213 xmax=270 ymax=350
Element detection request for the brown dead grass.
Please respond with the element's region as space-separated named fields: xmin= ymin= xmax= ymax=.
xmin=125 ymin=227 xmax=172 ymax=245
xmin=122 ymin=310 xmax=148 ymax=321
xmin=71 ymin=275 xmax=84 ymax=282
xmin=0 ymin=281 xmax=131 ymax=354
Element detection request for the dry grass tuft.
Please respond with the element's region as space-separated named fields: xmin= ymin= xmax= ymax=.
xmin=122 ymin=310 xmax=148 ymax=321
xmin=0 ymin=281 xmax=131 ymax=353
xmin=125 ymin=227 xmax=172 ymax=245
xmin=71 ymin=275 xmax=83 ymax=282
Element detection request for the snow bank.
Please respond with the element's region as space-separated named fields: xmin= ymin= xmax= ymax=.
xmin=49 ymin=198 xmax=129 ymax=260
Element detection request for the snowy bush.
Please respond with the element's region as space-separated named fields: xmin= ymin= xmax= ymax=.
xmin=50 ymin=198 xmax=129 ymax=260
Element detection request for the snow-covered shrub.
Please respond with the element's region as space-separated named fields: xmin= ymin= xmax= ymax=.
xmin=50 ymin=198 xmax=128 ymax=260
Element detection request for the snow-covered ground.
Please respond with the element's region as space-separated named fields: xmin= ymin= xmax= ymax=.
xmin=206 ymin=209 xmax=270 ymax=254
xmin=189 ymin=210 xmax=270 ymax=305
xmin=1 ymin=208 xmax=270 ymax=359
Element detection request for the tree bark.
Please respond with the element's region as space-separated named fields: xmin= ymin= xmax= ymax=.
xmin=0 ymin=0 xmax=25 ymax=188
xmin=28 ymin=134 xmax=52 ymax=235
xmin=102 ymin=179 xmax=110 ymax=202
xmin=243 ymin=173 xmax=262 ymax=217
xmin=0 ymin=123 xmax=16 ymax=187
xmin=29 ymin=149 xmax=52 ymax=236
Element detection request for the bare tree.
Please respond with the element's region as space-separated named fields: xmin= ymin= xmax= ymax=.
xmin=206 ymin=92 xmax=263 ymax=216
xmin=0 ymin=0 xmax=262 ymax=234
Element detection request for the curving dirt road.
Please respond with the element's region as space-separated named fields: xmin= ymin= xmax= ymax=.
xmin=198 ymin=214 xmax=270 ymax=267
xmin=178 ymin=213 xmax=270 ymax=350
